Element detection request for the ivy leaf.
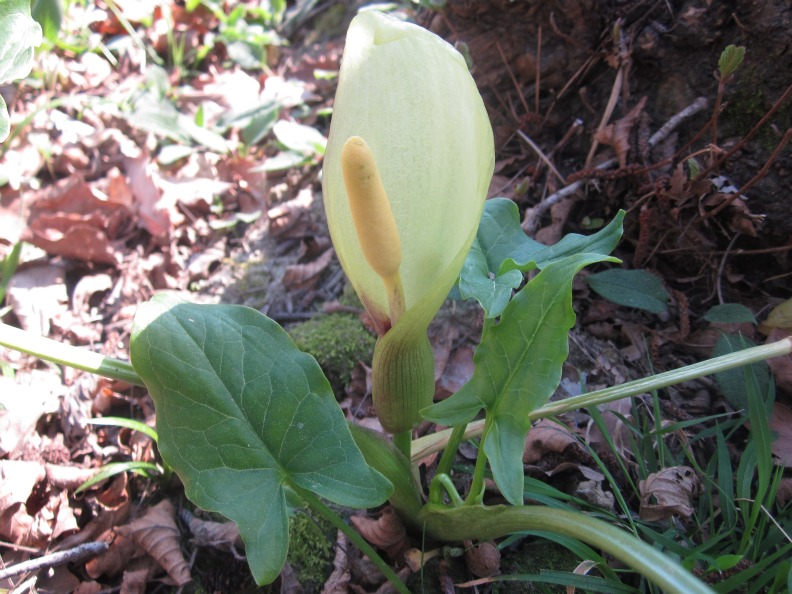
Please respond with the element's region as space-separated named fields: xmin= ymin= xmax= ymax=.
xmin=586 ymin=269 xmax=669 ymax=314
xmin=426 ymin=253 xmax=617 ymax=504
xmin=458 ymin=199 xmax=624 ymax=318
xmin=457 ymin=199 xmax=543 ymax=318
xmin=130 ymin=294 xmax=391 ymax=585
xmin=704 ymin=303 xmax=756 ymax=325
xmin=0 ymin=0 xmax=43 ymax=142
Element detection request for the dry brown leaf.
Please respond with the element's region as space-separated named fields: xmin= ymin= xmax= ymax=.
xmin=769 ymin=402 xmax=792 ymax=467
xmin=183 ymin=511 xmax=242 ymax=553
xmin=50 ymin=489 xmax=80 ymax=539
xmin=268 ymin=188 xmax=314 ymax=238
xmin=0 ymin=460 xmax=46 ymax=514
xmin=0 ymin=372 xmax=62 ymax=457
xmin=120 ymin=564 xmax=153 ymax=594
xmin=85 ymin=531 xmax=140 ymax=579
xmin=73 ymin=581 xmax=104 ymax=594
xmin=639 ymin=466 xmax=700 ymax=521
xmin=45 ymin=464 xmax=101 ymax=491
xmin=6 ymin=264 xmax=68 ymax=335
xmin=116 ymin=500 xmax=192 ymax=586
xmin=585 ymin=397 xmax=635 ymax=458
xmin=0 ymin=460 xmax=47 ymax=546
xmin=37 ymin=564 xmax=82 ymax=593
xmin=322 ymin=530 xmax=351 ymax=594
xmin=96 ymin=474 xmax=131 ymax=510
xmin=523 ymin=419 xmax=579 ymax=464
xmin=158 ymin=176 xmax=232 ymax=212
xmin=574 ymin=480 xmax=615 ymax=511
xmin=436 ymin=346 xmax=474 ymax=400
xmin=71 ymin=274 xmax=114 ymax=320
xmin=282 ymin=248 xmax=333 ymax=290
xmin=350 ymin=507 xmax=408 ymax=560
xmin=430 ymin=319 xmax=459 ymax=383
xmin=594 ymin=96 xmax=648 ymax=168
xmin=124 ymin=154 xmax=179 ymax=237
xmin=776 ymin=478 xmax=792 ymax=507
xmin=22 ymin=176 xmax=130 ymax=264
xmin=533 ymin=197 xmax=574 ymax=245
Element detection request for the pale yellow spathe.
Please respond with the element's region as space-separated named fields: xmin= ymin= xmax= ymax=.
xmin=323 ymin=10 xmax=494 ymax=335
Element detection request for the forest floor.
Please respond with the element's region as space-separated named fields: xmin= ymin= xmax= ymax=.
xmin=1 ymin=0 xmax=791 ymax=592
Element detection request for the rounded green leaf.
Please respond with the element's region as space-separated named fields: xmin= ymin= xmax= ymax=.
xmin=130 ymin=293 xmax=391 ymax=585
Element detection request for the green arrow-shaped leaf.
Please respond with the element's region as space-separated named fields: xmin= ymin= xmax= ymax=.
xmin=427 ymin=253 xmax=617 ymax=504
xmin=458 ymin=199 xmax=624 ymax=317
xmin=130 ymin=293 xmax=391 ymax=585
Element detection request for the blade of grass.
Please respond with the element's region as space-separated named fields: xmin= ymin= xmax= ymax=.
xmin=490 ymin=570 xmax=637 ymax=592
xmin=86 ymin=417 xmax=158 ymax=442
xmin=75 ymin=461 xmax=161 ymax=493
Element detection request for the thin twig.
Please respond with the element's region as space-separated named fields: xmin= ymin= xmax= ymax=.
xmin=716 ymin=233 xmax=740 ymax=304
xmin=0 ymin=542 xmax=109 ymax=580
xmin=535 ymin=26 xmax=542 ymax=115
xmin=584 ymin=65 xmax=624 ymax=170
xmin=517 ymin=130 xmax=566 ymax=184
xmin=524 ymin=97 xmax=709 ymax=233
xmin=702 ymin=128 xmax=792 ymax=219
xmin=495 ymin=41 xmax=531 ymax=117
xmin=695 ymin=83 xmax=792 ymax=181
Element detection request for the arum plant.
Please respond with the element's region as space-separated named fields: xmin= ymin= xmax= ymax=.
xmin=322 ymin=9 xmax=494 ymax=450
xmin=2 ymin=9 xmax=791 ymax=594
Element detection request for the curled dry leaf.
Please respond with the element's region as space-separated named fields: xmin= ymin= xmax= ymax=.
xmin=0 ymin=460 xmax=46 ymax=543
xmin=639 ymin=466 xmax=700 ymax=521
xmin=322 ymin=530 xmax=351 ymax=594
xmin=23 ymin=176 xmax=131 ymax=265
xmin=769 ymin=402 xmax=792 ymax=467
xmin=268 ymin=188 xmax=314 ymax=238
xmin=350 ymin=507 xmax=408 ymax=560
xmin=44 ymin=464 xmax=101 ymax=491
xmin=116 ymin=500 xmax=191 ymax=586
xmin=182 ymin=510 xmax=242 ymax=554
xmin=585 ymin=397 xmax=635 ymax=459
xmin=85 ymin=531 xmax=140 ymax=579
xmin=776 ymin=478 xmax=792 ymax=507
xmin=594 ymin=96 xmax=648 ymax=168
xmin=282 ymin=248 xmax=334 ymax=290
xmin=574 ymin=480 xmax=615 ymax=511
xmin=523 ymin=419 xmax=579 ymax=464
xmin=403 ymin=548 xmax=441 ymax=573
xmin=464 ymin=540 xmax=501 ymax=578
xmin=120 ymin=564 xmax=152 ymax=594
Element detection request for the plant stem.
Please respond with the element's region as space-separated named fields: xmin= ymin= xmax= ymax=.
xmin=412 ymin=337 xmax=792 ymax=461
xmin=464 ymin=415 xmax=493 ymax=505
xmin=435 ymin=423 xmax=466 ymax=478
xmin=0 ymin=323 xmax=144 ymax=386
xmin=392 ymin=430 xmax=411 ymax=460
xmin=295 ymin=487 xmax=411 ymax=594
xmin=418 ymin=504 xmax=715 ymax=594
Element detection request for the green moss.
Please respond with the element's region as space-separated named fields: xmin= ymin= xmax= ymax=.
xmin=497 ymin=538 xmax=582 ymax=592
xmin=288 ymin=313 xmax=376 ymax=396
xmin=721 ymin=70 xmax=792 ymax=149
xmin=287 ymin=506 xmax=335 ymax=592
